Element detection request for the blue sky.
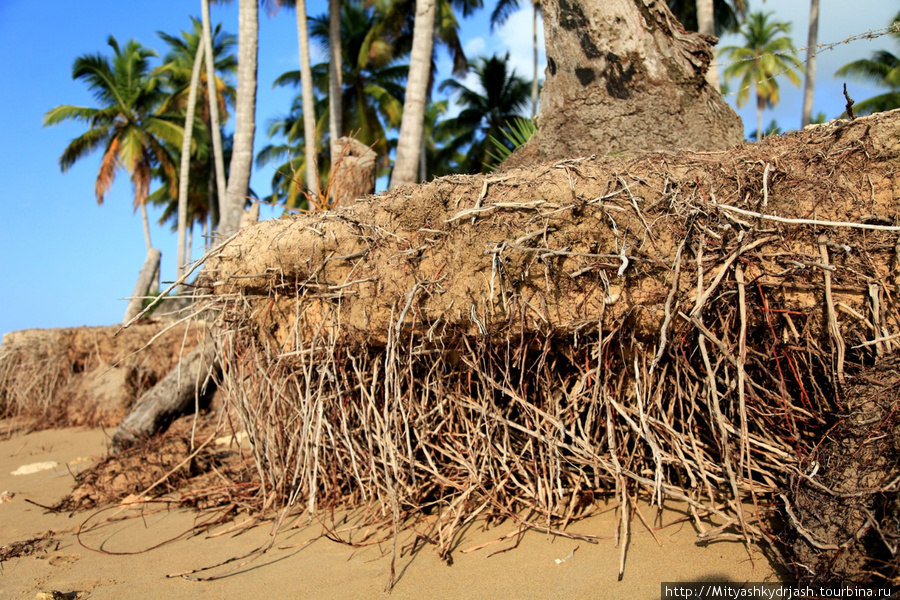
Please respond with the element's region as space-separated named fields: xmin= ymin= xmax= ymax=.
xmin=0 ymin=0 xmax=896 ymax=338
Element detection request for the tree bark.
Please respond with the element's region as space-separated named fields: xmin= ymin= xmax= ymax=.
xmin=390 ymin=0 xmax=436 ymax=189
xmin=111 ymin=335 xmax=219 ymax=451
xmin=801 ymin=0 xmax=820 ymax=127
xmin=330 ymin=136 xmax=377 ymax=206
xmin=219 ymin=0 xmax=258 ymax=237
xmin=202 ymin=0 xmax=228 ymax=230
xmin=328 ymin=0 xmax=343 ymax=165
xmin=123 ymin=248 xmax=162 ymax=324
xmin=531 ymin=0 xmax=539 ymax=117
xmin=177 ymin=42 xmax=205 ymax=287
xmin=296 ymin=0 xmax=320 ymax=198
xmin=140 ymin=202 xmax=153 ymax=253
xmin=695 ymin=0 xmax=719 ymax=91
xmin=529 ymin=0 xmax=742 ymax=162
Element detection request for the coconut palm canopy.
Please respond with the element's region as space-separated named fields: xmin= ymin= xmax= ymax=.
xmin=437 ymin=52 xmax=531 ymax=174
xmin=721 ymin=11 xmax=803 ymax=140
xmin=43 ymin=36 xmax=184 ymax=250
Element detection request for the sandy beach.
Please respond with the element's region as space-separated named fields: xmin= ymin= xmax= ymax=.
xmin=0 ymin=425 xmax=781 ymax=600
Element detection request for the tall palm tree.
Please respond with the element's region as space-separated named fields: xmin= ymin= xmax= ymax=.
xmin=43 ymin=36 xmax=182 ymax=252
xmin=437 ymin=53 xmax=531 ymax=173
xmin=308 ymin=0 xmax=407 ymax=164
xmin=220 ymin=0 xmax=259 ymax=236
xmin=261 ymin=1 xmax=409 ymax=205
xmin=157 ymin=18 xmax=237 ymax=278
xmin=489 ymin=0 xmax=541 ymax=116
xmin=269 ymin=0 xmax=320 ymax=199
xmin=256 ymin=94 xmax=329 ymax=208
xmin=801 ymin=0 xmax=821 ymax=126
xmin=389 ymin=0 xmax=482 ymax=188
xmin=721 ymin=12 xmax=803 ymax=141
xmin=328 ymin=0 xmax=343 ymax=165
xmin=202 ymin=0 xmax=229 ymax=231
xmin=835 ymin=12 xmax=900 ymax=116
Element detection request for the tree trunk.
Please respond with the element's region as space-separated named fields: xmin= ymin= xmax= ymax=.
xmin=529 ymin=0 xmax=742 ymax=162
xmin=330 ymin=136 xmax=377 ymax=206
xmin=177 ymin=42 xmax=205 ymax=287
xmin=757 ymin=92 xmax=764 ymax=141
xmin=695 ymin=0 xmax=719 ymax=91
xmin=801 ymin=0 xmax=820 ymax=127
xmin=123 ymin=248 xmax=162 ymax=324
xmin=390 ymin=0 xmax=436 ymax=189
xmin=219 ymin=0 xmax=258 ymax=237
xmin=202 ymin=0 xmax=228 ymax=229
xmin=140 ymin=202 xmax=153 ymax=252
xmin=111 ymin=335 xmax=219 ymax=451
xmin=296 ymin=0 xmax=320 ymax=198
xmin=531 ymin=0 xmax=539 ymax=117
xmin=328 ymin=0 xmax=343 ymax=165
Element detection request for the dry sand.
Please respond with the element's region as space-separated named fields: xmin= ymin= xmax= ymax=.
xmin=0 ymin=426 xmax=782 ymax=599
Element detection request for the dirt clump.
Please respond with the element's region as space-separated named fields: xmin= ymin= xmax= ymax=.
xmin=197 ymin=111 xmax=900 ymax=565
xmin=781 ymin=355 xmax=900 ymax=585
xmin=0 ymin=321 xmax=208 ymax=427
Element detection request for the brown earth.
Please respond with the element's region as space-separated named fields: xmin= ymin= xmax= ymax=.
xmin=0 ymin=321 xmax=208 ymax=428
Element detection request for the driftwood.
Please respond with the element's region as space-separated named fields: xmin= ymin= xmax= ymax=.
xmin=111 ymin=335 xmax=218 ymax=451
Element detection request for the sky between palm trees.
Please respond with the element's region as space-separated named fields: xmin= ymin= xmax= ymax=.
xmin=0 ymin=0 xmax=895 ymax=336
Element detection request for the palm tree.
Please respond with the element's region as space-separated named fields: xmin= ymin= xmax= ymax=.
xmin=220 ymin=0 xmax=259 ymax=236
xmin=801 ymin=0 xmax=821 ymax=127
xmin=835 ymin=12 xmax=900 ymax=116
xmin=157 ymin=18 xmax=237 ymax=278
xmin=437 ymin=53 xmax=531 ymax=173
xmin=328 ymin=0 xmax=343 ymax=165
xmin=390 ymin=0 xmax=437 ymax=188
xmin=202 ymin=0 xmax=229 ymax=232
xmin=308 ymin=0 xmax=407 ymax=164
xmin=43 ymin=36 xmax=182 ymax=252
xmin=721 ymin=12 xmax=803 ymax=141
xmin=389 ymin=0 xmax=482 ymax=187
xmin=268 ymin=0 xmax=320 ymax=199
xmin=260 ymin=2 xmax=409 ymax=206
xmin=256 ymin=94 xmax=328 ymax=208
xmin=489 ymin=0 xmax=541 ymax=116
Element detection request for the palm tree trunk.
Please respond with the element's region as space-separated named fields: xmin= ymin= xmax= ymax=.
xmin=207 ymin=134 xmax=219 ymax=235
xmin=177 ymin=42 xmax=205 ymax=286
xmin=531 ymin=0 xmax=539 ymax=117
xmin=296 ymin=0 xmax=320 ymax=198
xmin=220 ymin=0 xmax=258 ymax=236
xmin=532 ymin=0 xmax=741 ymax=160
xmin=801 ymin=0 xmax=820 ymax=127
xmin=328 ymin=0 xmax=343 ymax=165
xmin=696 ymin=0 xmax=719 ymax=91
xmin=186 ymin=223 xmax=193 ymax=266
xmin=202 ymin=0 xmax=228 ymax=230
xmin=140 ymin=202 xmax=153 ymax=252
xmin=757 ymin=92 xmax=765 ymax=141
xmin=390 ymin=0 xmax=436 ymax=189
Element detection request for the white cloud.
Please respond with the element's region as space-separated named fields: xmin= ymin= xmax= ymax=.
xmin=465 ymin=36 xmax=487 ymax=58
